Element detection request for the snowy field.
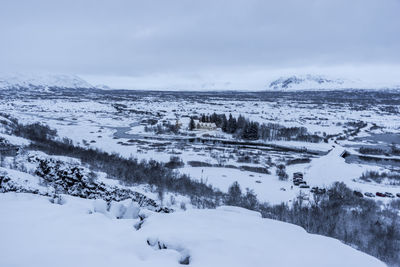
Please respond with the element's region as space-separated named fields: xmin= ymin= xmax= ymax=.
xmin=1 ymin=90 xmax=399 ymax=204
xmin=0 ymin=89 xmax=399 ymax=266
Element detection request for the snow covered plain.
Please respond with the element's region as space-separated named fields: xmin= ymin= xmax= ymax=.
xmin=0 ymin=193 xmax=385 ymax=267
xmin=1 ymin=89 xmax=399 ymax=205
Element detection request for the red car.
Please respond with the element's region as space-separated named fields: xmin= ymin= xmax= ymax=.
xmin=376 ymin=192 xmax=385 ymax=197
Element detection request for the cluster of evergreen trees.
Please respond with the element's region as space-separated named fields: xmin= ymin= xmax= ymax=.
xmin=190 ymin=113 xmax=322 ymax=142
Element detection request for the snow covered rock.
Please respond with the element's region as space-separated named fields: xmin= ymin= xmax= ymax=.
xmin=93 ymin=199 xmax=108 ymax=214
xmin=0 ymin=155 xmax=171 ymax=213
xmin=122 ymin=200 xmax=140 ymax=219
xmin=108 ymin=200 xmax=127 ymax=218
xmin=108 ymin=200 xmax=140 ymax=219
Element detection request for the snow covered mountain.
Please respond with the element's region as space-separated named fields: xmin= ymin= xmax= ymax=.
xmin=0 ymin=73 xmax=95 ymax=91
xmin=268 ymin=75 xmax=348 ymax=90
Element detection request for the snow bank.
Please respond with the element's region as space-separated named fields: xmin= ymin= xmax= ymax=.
xmin=0 ymin=193 xmax=385 ymax=267
xmin=142 ymin=208 xmax=385 ymax=267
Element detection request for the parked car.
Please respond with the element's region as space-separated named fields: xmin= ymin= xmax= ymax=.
xmin=384 ymin=192 xmax=395 ymax=198
xmin=311 ymin=187 xmax=326 ymax=194
xmin=376 ymin=192 xmax=386 ymax=197
xmin=299 ymin=184 xmax=310 ymax=189
xmin=318 ymin=188 xmax=326 ymax=194
xmin=310 ymin=187 xmax=318 ymax=193
xmin=353 ymin=191 xmax=363 ymax=198
xmin=293 ymin=172 xmax=303 ymax=179
xmin=364 ymin=192 xmax=375 ymax=198
xmin=396 ymin=193 xmax=400 ymax=198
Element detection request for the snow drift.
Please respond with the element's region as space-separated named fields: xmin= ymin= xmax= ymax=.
xmin=0 ymin=193 xmax=385 ymax=267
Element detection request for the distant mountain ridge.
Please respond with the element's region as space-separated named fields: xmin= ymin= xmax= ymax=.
xmin=269 ymin=75 xmax=347 ymax=90
xmin=0 ymin=73 xmax=95 ymax=91
xmin=1 ymin=72 xmax=399 ymax=92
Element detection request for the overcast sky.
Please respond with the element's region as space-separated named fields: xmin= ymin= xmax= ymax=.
xmin=1 ymin=0 xmax=400 ymax=89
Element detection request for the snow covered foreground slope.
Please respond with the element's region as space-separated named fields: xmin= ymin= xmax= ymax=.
xmin=0 ymin=193 xmax=384 ymax=267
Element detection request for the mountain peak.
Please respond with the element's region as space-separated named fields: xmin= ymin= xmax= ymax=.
xmin=269 ymin=74 xmax=346 ymax=90
xmin=0 ymin=73 xmax=95 ymax=91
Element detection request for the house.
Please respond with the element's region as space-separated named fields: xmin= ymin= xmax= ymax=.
xmin=195 ymin=120 xmax=217 ymax=130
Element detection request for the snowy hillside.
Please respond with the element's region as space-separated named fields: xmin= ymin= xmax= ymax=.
xmin=0 ymin=193 xmax=384 ymax=267
xmin=0 ymin=73 xmax=95 ymax=91
xmin=269 ymin=75 xmax=347 ymax=90
xmin=268 ymin=74 xmax=400 ymax=91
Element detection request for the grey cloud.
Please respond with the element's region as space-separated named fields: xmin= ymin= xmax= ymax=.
xmin=0 ymin=0 xmax=399 ymax=77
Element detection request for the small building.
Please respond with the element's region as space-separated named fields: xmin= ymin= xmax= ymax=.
xmin=195 ymin=121 xmax=217 ymax=130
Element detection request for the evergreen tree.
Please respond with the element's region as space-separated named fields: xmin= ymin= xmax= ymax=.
xmin=276 ymin=164 xmax=288 ymax=180
xmin=189 ymin=117 xmax=196 ymax=130
xmin=226 ymin=181 xmax=242 ymax=205
xmin=241 ymin=121 xmax=259 ymax=140
xmin=227 ymin=113 xmax=237 ymax=133
xmin=241 ymin=121 xmax=249 ymax=139
xmin=243 ymin=188 xmax=258 ymax=210
xmin=210 ymin=113 xmax=218 ymax=124
xmin=248 ymin=122 xmax=259 ymax=140
xmin=237 ymin=115 xmax=246 ymax=130
xmin=221 ymin=114 xmax=228 ymax=132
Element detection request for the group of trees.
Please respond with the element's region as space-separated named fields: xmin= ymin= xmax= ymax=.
xmin=145 ymin=121 xmax=180 ymax=134
xmin=275 ymin=164 xmax=289 ymax=180
xmin=359 ymin=144 xmax=400 ymax=156
xmin=225 ymin=181 xmax=258 ymax=210
xmin=190 ymin=113 xmax=322 ymax=142
xmin=202 ymin=113 xmax=259 ymax=139
xmin=12 ymin=122 xmax=57 ymax=142
xmin=360 ymin=170 xmax=400 ymax=185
